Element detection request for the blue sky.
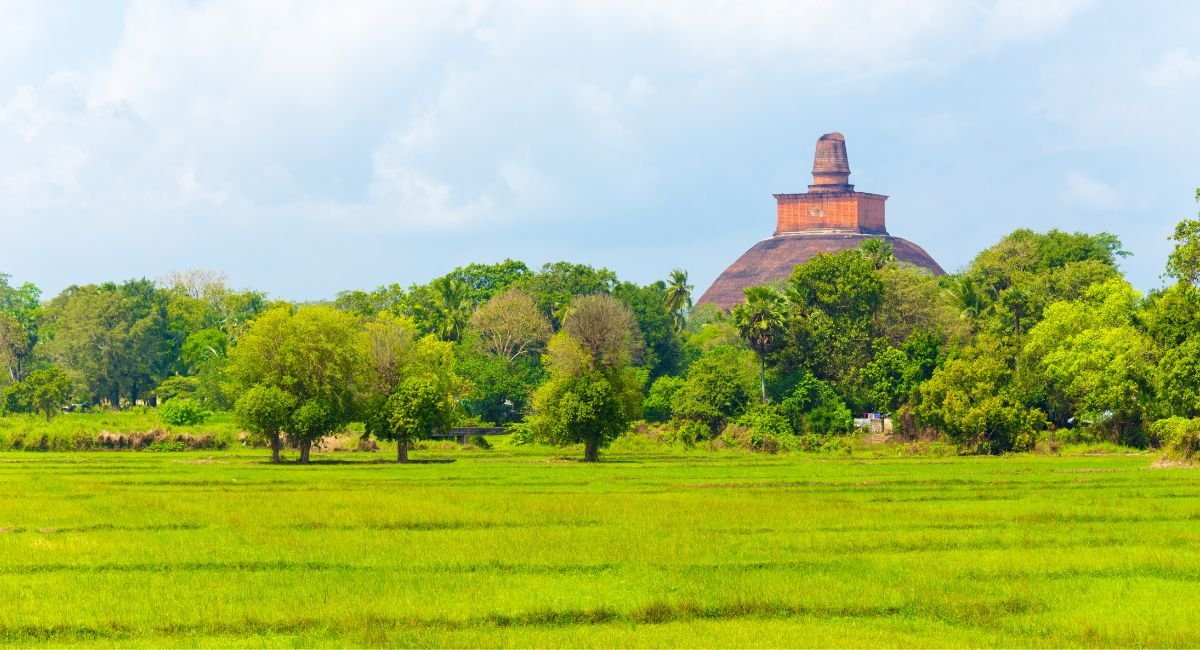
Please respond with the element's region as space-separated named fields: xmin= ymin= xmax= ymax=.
xmin=1 ymin=0 xmax=1198 ymax=300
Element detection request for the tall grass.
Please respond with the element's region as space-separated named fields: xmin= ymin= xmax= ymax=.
xmin=0 ymin=412 xmax=244 ymax=450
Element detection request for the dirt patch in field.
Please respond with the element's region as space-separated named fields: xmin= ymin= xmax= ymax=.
xmin=1152 ymin=457 xmax=1200 ymax=469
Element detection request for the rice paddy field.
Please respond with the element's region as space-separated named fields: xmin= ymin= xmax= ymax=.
xmin=2 ymin=445 xmax=1199 ymax=648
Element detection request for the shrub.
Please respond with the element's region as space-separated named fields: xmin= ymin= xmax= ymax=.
xmin=779 ymin=372 xmax=852 ymax=435
xmin=159 ymin=398 xmax=212 ymax=426
xmin=670 ymin=346 xmax=758 ymax=434
xmin=643 ymin=376 xmax=684 ymax=423
xmin=1151 ymin=417 xmax=1200 ymax=461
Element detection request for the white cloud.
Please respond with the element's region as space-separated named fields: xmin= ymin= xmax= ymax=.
xmin=0 ymin=0 xmax=52 ymax=66
xmin=981 ymin=0 xmax=1093 ymax=46
xmin=1064 ymin=172 xmax=1122 ymax=210
xmin=1144 ymin=48 xmax=1200 ymax=90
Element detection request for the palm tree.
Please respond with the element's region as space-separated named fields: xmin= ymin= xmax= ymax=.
xmin=664 ymin=269 xmax=693 ymax=332
xmin=732 ymin=286 xmax=785 ymax=404
xmin=430 ymin=277 xmax=471 ymax=342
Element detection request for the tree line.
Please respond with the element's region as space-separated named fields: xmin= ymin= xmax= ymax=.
xmin=2 ymin=190 xmax=1199 ymax=461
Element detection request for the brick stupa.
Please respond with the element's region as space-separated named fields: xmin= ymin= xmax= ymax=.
xmin=696 ymin=132 xmax=944 ymax=309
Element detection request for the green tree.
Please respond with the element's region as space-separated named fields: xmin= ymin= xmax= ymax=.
xmin=531 ymin=334 xmax=642 ymax=461
xmin=1024 ymin=279 xmax=1158 ymax=442
xmin=235 ymin=385 xmax=297 ymax=463
xmin=1165 ymin=190 xmax=1200 ymax=287
xmin=41 ymin=280 xmax=176 ymax=407
xmin=384 ymin=376 xmax=457 ymax=462
xmin=733 ymin=285 xmax=785 ymax=404
xmin=5 ymin=367 xmax=75 ymax=421
xmin=917 ymin=337 xmax=1044 ymax=453
xmin=513 ymin=262 xmax=619 ymax=327
xmin=859 ymin=238 xmax=895 ymax=270
xmin=643 ymin=375 xmax=684 ymax=423
xmin=228 ymin=305 xmax=367 ymax=463
xmin=459 ymin=290 xmax=550 ymax=424
xmin=530 ymin=296 xmax=643 ymax=461
xmin=362 ymin=320 xmax=465 ymax=461
xmin=670 ymin=345 xmax=758 ymax=434
xmin=664 ymin=269 xmax=693 ymax=332
xmin=612 ymin=281 xmax=683 ymax=380
xmin=776 ymin=250 xmax=884 ymax=392
xmin=334 ymin=284 xmax=406 ymax=319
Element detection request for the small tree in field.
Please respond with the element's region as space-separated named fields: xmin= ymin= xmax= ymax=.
xmin=361 ymin=316 xmax=465 ymax=463
xmin=228 ymin=305 xmax=367 ymax=463
xmin=384 ymin=376 xmax=456 ymax=462
xmin=531 ymin=295 xmax=644 ymax=461
xmin=234 ymin=385 xmax=295 ymax=463
xmin=7 ymin=367 xmax=75 ymax=421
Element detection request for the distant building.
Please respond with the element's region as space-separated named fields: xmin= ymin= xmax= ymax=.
xmin=697 ymin=132 xmax=944 ymax=310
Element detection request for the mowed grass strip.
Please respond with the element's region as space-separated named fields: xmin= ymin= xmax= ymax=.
xmin=0 ymin=449 xmax=1198 ymax=648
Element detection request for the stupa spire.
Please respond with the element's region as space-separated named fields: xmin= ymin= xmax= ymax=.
xmin=809 ymin=131 xmax=853 ymax=193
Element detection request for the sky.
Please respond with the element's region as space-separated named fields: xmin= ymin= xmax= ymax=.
xmin=1 ymin=0 xmax=1198 ymax=301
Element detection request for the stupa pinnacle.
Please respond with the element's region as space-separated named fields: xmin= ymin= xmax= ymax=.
xmin=696 ymin=132 xmax=944 ymax=310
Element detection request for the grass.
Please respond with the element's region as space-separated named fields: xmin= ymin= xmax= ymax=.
xmin=0 ymin=412 xmax=244 ymax=450
xmin=0 ymin=441 xmax=1197 ymax=647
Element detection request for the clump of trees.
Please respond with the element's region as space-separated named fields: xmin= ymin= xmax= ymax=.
xmin=3 ymin=188 xmax=1200 ymax=460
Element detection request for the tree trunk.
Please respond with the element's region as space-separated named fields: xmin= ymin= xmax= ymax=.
xmin=270 ymin=433 xmax=281 ymax=463
xmin=759 ymin=354 xmax=767 ymax=404
xmin=584 ymin=440 xmax=599 ymax=462
xmin=298 ymin=440 xmax=311 ymax=464
xmin=109 ymin=387 xmax=121 ymax=410
xmin=397 ymin=440 xmax=409 ymax=463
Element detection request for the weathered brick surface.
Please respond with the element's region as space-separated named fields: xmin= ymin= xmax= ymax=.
xmin=696 ymin=234 xmax=944 ymax=310
xmin=774 ymin=192 xmax=887 ymax=234
xmin=696 ymin=132 xmax=944 ymax=309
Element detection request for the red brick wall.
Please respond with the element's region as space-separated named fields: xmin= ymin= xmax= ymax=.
xmin=774 ymin=193 xmax=888 ymax=235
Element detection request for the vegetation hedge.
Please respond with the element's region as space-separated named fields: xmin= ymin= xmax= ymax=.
xmin=1151 ymin=417 xmax=1200 ymax=461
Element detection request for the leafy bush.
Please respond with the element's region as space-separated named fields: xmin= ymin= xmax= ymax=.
xmin=1150 ymin=417 xmax=1200 ymax=461
xmin=643 ymin=376 xmax=684 ymax=423
xmin=779 ymin=372 xmax=852 ymax=435
xmin=670 ymin=346 xmax=758 ymax=434
xmin=159 ymin=398 xmax=212 ymax=426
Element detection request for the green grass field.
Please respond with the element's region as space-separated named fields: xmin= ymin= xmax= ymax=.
xmin=1 ymin=445 xmax=1197 ymax=648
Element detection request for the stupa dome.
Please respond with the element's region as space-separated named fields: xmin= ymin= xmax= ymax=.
xmin=696 ymin=132 xmax=944 ymax=310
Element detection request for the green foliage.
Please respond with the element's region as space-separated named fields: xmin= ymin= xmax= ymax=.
xmin=1165 ymin=192 xmax=1200 ymax=286
xmin=512 ymin=261 xmax=619 ymax=326
xmin=1158 ymin=337 xmax=1200 ymax=418
xmin=228 ymin=305 xmax=367 ymax=461
xmin=1023 ymin=279 xmax=1157 ymax=441
xmin=735 ymin=404 xmax=795 ymax=443
xmin=234 ymin=384 xmax=296 ymax=460
xmin=733 ymin=285 xmax=785 ymax=404
xmin=612 ymin=281 xmax=684 ymax=380
xmin=670 ymin=346 xmax=758 ymax=434
xmin=643 ymin=375 xmax=684 ymax=423
xmin=386 ymin=376 xmax=456 ymax=444
xmin=777 ymin=250 xmax=884 ymax=389
xmin=158 ymin=398 xmax=212 ymax=426
xmin=1150 ymin=417 xmax=1200 ymax=460
xmin=778 ymin=371 xmax=852 ymax=435
xmin=41 ymin=279 xmax=176 ymax=407
xmin=155 ymin=375 xmax=199 ymax=402
xmin=917 ymin=337 xmax=1044 ymax=453
xmin=663 ymin=268 xmax=693 ymax=332
xmin=3 ymin=366 xmax=75 ymax=421
xmin=531 ymin=318 xmax=644 ymax=461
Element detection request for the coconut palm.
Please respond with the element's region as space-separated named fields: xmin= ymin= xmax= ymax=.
xmin=664 ymin=268 xmax=693 ymax=332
